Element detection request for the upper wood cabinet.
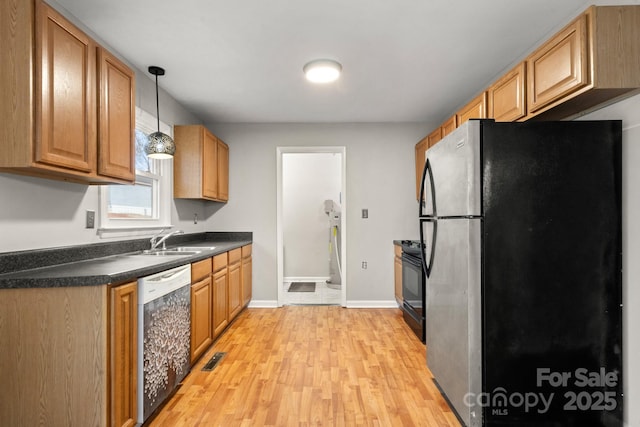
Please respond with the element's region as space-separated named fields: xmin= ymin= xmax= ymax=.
xmin=527 ymin=13 xmax=589 ymax=114
xmin=456 ymin=92 xmax=487 ymax=126
xmin=174 ymin=125 xmax=229 ymax=202
xmin=414 ymin=136 xmax=428 ymax=200
xmin=441 ymin=115 xmax=457 ymax=138
xmin=0 ymin=0 xmax=135 ymax=184
xmin=97 ymin=47 xmax=135 ymax=182
xmin=526 ymin=5 xmax=640 ymax=120
xmin=488 ymin=62 xmax=527 ymax=122
xmin=217 ymin=139 xmax=229 ymax=202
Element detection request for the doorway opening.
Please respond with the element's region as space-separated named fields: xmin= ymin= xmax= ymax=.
xmin=276 ymin=147 xmax=346 ymax=307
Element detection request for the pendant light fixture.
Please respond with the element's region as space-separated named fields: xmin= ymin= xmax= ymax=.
xmin=144 ymin=66 xmax=176 ymax=159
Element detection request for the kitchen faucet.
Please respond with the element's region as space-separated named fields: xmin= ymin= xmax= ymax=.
xmin=150 ymin=229 xmax=184 ymax=250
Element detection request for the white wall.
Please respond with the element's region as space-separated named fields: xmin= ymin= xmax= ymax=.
xmin=578 ymin=93 xmax=640 ymax=427
xmin=283 ymin=153 xmax=341 ymax=278
xmin=204 ymin=123 xmax=431 ymax=304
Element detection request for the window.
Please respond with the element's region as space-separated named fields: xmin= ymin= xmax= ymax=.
xmin=98 ymin=108 xmax=172 ymax=236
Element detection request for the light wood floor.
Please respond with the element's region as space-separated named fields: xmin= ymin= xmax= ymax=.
xmin=148 ymin=306 xmax=461 ymax=427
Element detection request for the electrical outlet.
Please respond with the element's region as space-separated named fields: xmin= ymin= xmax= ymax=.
xmin=362 ymin=208 xmax=368 ymax=219
xmin=361 ymin=261 xmax=367 ymax=269
xmin=86 ymin=210 xmax=95 ymax=229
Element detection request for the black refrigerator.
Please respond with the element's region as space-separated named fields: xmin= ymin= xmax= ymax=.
xmin=418 ymin=119 xmax=622 ymax=426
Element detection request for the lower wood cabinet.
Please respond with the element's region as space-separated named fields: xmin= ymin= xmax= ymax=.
xmin=109 ymin=281 xmax=138 ymax=427
xmin=212 ymin=253 xmax=229 ymax=338
xmin=394 ymin=244 xmax=403 ymax=305
xmin=241 ymin=244 xmax=252 ymax=307
xmin=227 ymin=248 xmax=242 ymax=320
xmin=190 ymin=258 xmax=213 ymax=364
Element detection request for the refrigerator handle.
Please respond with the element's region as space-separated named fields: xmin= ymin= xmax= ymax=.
xmin=418 ymin=158 xmax=436 ymax=217
xmin=419 ymin=219 xmax=437 ymax=278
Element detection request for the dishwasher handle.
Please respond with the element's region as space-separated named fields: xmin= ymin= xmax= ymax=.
xmin=148 ymin=265 xmax=190 ymax=282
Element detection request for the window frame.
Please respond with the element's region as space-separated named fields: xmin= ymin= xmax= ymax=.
xmin=98 ymin=107 xmax=173 ymax=237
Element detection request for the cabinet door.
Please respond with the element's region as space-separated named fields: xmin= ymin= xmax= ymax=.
xmin=110 ymin=281 xmax=137 ymax=427
xmin=191 ymin=276 xmax=213 ymax=364
xmin=35 ymin=0 xmax=95 ymax=173
xmin=212 ymin=268 xmax=229 ymax=338
xmin=488 ymin=62 xmax=527 ymax=122
xmin=456 ymin=92 xmax=487 ymax=126
xmin=394 ymin=246 xmax=402 ymax=305
xmin=527 ymin=14 xmax=589 ymax=113
xmin=228 ymin=253 xmax=242 ymax=321
xmin=202 ymin=130 xmax=218 ymax=199
xmin=414 ymin=137 xmax=428 ymax=201
xmin=217 ymin=139 xmax=229 ymax=202
xmin=427 ymin=127 xmax=442 ymax=147
xmin=441 ymin=116 xmax=457 ymax=137
xmin=241 ymin=246 xmax=252 ymax=307
xmin=97 ymin=47 xmax=135 ymax=182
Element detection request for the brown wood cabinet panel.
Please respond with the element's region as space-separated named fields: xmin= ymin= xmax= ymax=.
xmin=217 ymin=139 xmax=229 ymax=202
xmin=441 ymin=115 xmax=457 ymax=137
xmin=192 ymin=257 xmax=212 ymax=282
xmin=527 ymin=13 xmax=589 ymax=113
xmin=35 ymin=0 xmax=96 ymax=173
xmin=414 ymin=137 xmax=428 ymax=201
xmin=488 ymin=62 xmax=527 ymax=122
xmin=228 ymin=248 xmax=242 ymax=321
xmin=191 ymin=276 xmax=213 ymax=364
xmin=0 ymin=285 xmax=108 ymax=426
xmin=109 ymin=281 xmax=137 ymax=427
xmin=427 ymin=127 xmax=442 ymax=147
xmin=394 ymin=245 xmax=402 ymax=305
xmin=97 ymin=47 xmax=135 ymax=182
xmin=212 ymin=267 xmax=229 ymax=338
xmin=202 ymin=130 xmax=218 ymax=199
xmin=241 ymin=246 xmax=252 ymax=308
xmin=456 ymin=92 xmax=487 ymax=126
xmin=213 ymin=252 xmax=228 ymax=273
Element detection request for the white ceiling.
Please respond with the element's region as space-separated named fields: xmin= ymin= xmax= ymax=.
xmin=54 ymin=0 xmax=607 ymax=124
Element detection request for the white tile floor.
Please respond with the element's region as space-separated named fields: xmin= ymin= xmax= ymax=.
xmin=284 ymin=281 xmax=342 ymax=305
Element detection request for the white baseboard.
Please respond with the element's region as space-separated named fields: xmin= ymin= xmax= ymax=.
xmin=346 ymin=300 xmax=400 ymax=308
xmin=283 ymin=276 xmax=330 ymax=283
xmin=248 ymin=300 xmax=400 ymax=309
xmin=247 ymin=300 xmax=278 ymax=308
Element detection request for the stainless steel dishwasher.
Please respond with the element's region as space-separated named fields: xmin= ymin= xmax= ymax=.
xmin=137 ymin=264 xmax=191 ymax=424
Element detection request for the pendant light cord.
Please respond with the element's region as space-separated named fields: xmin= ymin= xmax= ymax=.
xmin=155 ymin=74 xmax=161 ymax=132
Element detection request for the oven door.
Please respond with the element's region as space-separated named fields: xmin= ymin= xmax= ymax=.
xmin=402 ymin=252 xmax=425 ymax=341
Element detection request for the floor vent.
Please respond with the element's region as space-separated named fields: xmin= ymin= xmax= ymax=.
xmin=202 ymin=352 xmax=226 ymax=371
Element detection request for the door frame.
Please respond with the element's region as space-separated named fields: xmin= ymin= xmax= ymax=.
xmin=276 ymin=146 xmax=347 ymax=307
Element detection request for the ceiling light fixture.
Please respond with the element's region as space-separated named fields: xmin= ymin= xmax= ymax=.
xmin=145 ymin=66 xmax=176 ymax=159
xmin=303 ymin=59 xmax=342 ymax=84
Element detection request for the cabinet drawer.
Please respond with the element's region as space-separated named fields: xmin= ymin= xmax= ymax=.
xmin=241 ymin=244 xmax=252 ymax=258
xmin=191 ymin=258 xmax=212 ymax=282
xmin=228 ymin=248 xmax=242 ymax=264
xmin=213 ymin=253 xmax=228 ymax=272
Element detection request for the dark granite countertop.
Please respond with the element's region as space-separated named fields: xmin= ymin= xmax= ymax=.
xmin=0 ymin=232 xmax=252 ymax=289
